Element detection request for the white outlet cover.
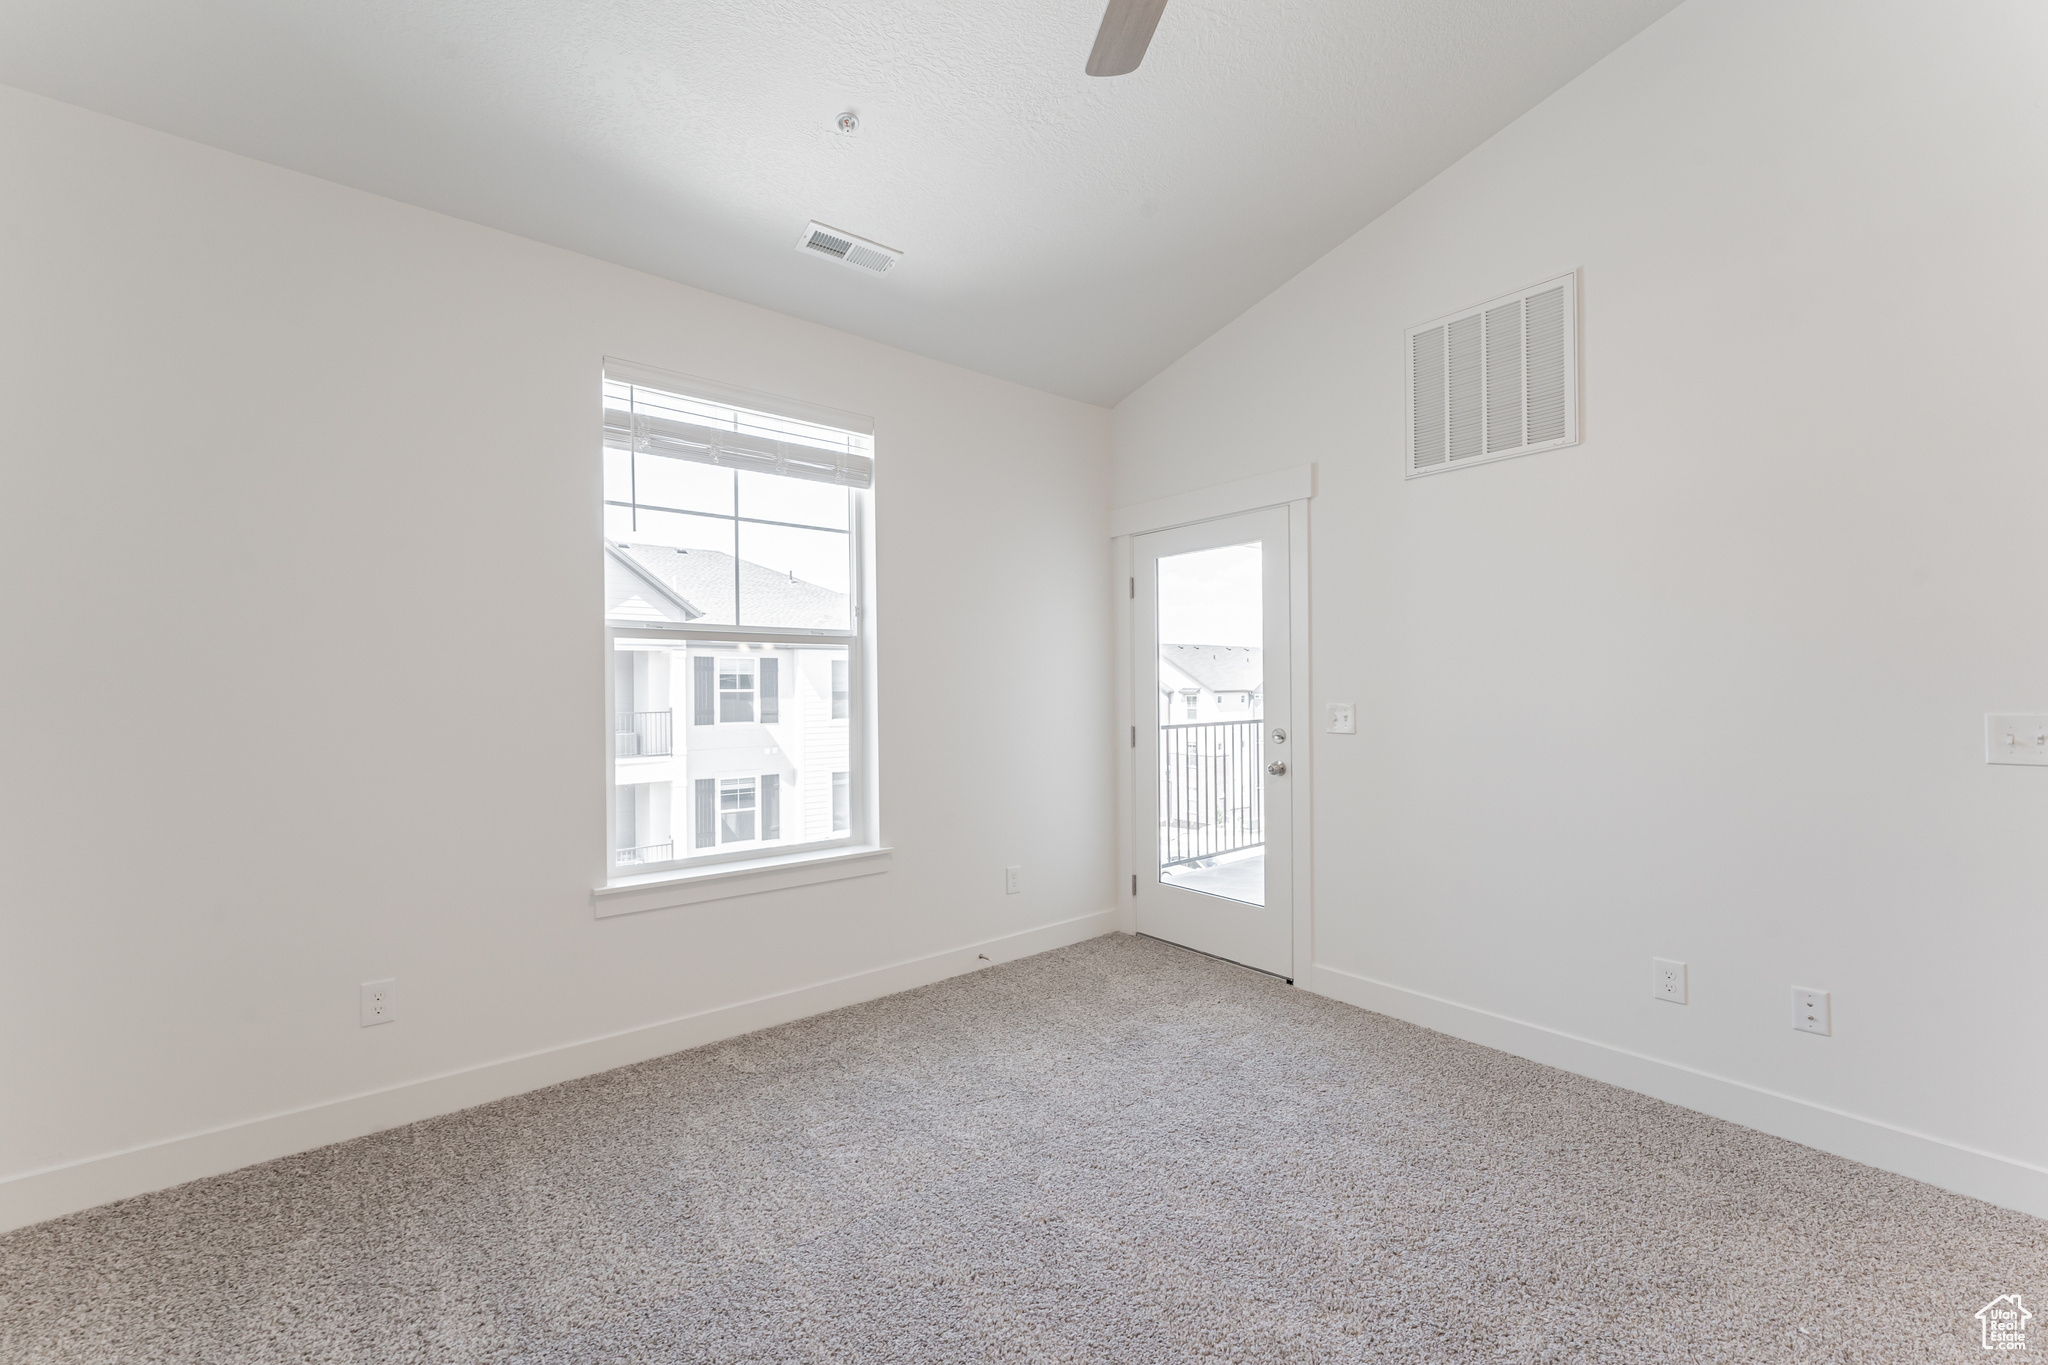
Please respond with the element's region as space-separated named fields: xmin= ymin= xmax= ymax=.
xmin=360 ymin=978 xmax=398 ymax=1028
xmin=1327 ymin=702 xmax=1356 ymax=734
xmin=1985 ymin=714 xmax=2048 ymax=766
xmin=1004 ymin=865 xmax=1021 ymax=895
xmin=1792 ymin=987 xmax=1830 ymax=1036
xmin=1653 ymin=958 xmax=1687 ymax=1004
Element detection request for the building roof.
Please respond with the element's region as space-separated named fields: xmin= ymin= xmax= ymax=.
xmin=1161 ymin=644 xmax=1262 ymax=694
xmin=611 ymin=542 xmax=849 ymax=631
xmin=605 ymin=543 xmax=703 ymax=623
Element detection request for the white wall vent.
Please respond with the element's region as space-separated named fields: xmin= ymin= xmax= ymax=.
xmin=797 ymin=221 xmax=901 ymax=275
xmin=1405 ymin=272 xmax=1577 ymax=478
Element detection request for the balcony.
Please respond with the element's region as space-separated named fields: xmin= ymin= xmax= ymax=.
xmin=614 ymin=841 xmax=674 ymax=867
xmin=1158 ymin=718 xmax=1265 ymax=905
xmin=1158 ymin=718 xmax=1263 ymax=867
xmin=1167 ymin=850 xmax=1264 ymax=901
xmin=615 ymin=709 xmax=673 ymax=758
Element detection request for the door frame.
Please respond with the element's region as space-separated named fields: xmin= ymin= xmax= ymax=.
xmin=1113 ymin=464 xmax=1314 ymax=987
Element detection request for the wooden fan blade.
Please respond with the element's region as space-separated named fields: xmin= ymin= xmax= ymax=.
xmin=1086 ymin=0 xmax=1169 ymax=77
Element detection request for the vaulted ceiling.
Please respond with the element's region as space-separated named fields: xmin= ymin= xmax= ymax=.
xmin=0 ymin=0 xmax=1680 ymax=404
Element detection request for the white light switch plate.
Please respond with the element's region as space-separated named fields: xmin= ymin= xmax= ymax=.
xmin=1986 ymin=714 xmax=2048 ymax=765
xmin=1326 ymin=702 xmax=1355 ymax=734
xmin=1792 ymin=987 xmax=1830 ymax=1036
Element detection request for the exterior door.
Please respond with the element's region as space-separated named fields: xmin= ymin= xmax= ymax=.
xmin=1134 ymin=506 xmax=1292 ymax=978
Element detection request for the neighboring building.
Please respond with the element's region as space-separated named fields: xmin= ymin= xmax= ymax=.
xmin=1159 ymin=643 xmax=1262 ymax=724
xmin=606 ymin=541 xmax=847 ymax=630
xmin=607 ymin=542 xmax=852 ymax=867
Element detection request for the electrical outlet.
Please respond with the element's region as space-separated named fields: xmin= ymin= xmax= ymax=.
xmin=1792 ymin=987 xmax=1830 ymax=1036
xmin=1653 ymin=959 xmax=1687 ymax=1004
xmin=1004 ymin=865 xmax=1021 ymax=895
xmin=359 ymin=978 xmax=398 ymax=1028
xmin=1327 ymin=702 xmax=1356 ymax=734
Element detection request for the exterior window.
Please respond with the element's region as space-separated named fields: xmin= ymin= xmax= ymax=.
xmin=1184 ymin=692 xmax=1199 ymax=721
xmin=719 ymin=777 xmax=757 ymax=843
xmin=718 ymin=660 xmax=755 ymax=722
xmin=605 ymin=363 xmax=872 ymax=877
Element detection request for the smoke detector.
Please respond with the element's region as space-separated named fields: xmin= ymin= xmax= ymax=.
xmin=796 ymin=221 xmax=901 ymax=275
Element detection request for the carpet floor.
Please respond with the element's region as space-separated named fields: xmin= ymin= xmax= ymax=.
xmin=2 ymin=933 xmax=2042 ymax=1362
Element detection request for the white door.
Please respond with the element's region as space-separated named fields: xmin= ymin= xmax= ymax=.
xmin=1134 ymin=506 xmax=1292 ymax=978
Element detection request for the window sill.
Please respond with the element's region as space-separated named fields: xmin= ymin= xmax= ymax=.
xmin=591 ymin=845 xmax=892 ymax=919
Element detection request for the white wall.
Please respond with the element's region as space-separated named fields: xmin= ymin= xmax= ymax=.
xmin=0 ymin=84 xmax=1115 ymax=1231
xmin=1112 ymin=0 xmax=2048 ymax=1214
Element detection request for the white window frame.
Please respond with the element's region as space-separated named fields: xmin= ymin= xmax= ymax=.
xmin=717 ymin=658 xmax=757 ymax=724
xmin=601 ymin=363 xmax=877 ymax=892
xmin=718 ymin=775 xmax=758 ymax=844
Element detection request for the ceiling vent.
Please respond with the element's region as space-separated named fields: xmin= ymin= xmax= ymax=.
xmin=797 ymin=221 xmax=901 ymax=275
xmin=1406 ymin=272 xmax=1578 ymax=478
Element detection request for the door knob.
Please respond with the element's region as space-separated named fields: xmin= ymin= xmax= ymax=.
xmin=1267 ymin=760 xmax=1287 ymax=776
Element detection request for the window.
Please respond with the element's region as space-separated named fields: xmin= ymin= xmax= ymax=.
xmin=718 ymin=660 xmax=754 ymax=723
xmin=1184 ymin=691 xmax=1199 ymax=721
xmin=719 ymin=777 xmax=756 ymax=843
xmin=605 ymin=361 xmax=872 ymax=878
xmin=603 ymin=368 xmax=860 ymax=630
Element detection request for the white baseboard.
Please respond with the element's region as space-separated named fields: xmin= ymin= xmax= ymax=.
xmin=1309 ymin=964 xmax=2048 ymax=1220
xmin=0 ymin=909 xmax=1119 ymax=1235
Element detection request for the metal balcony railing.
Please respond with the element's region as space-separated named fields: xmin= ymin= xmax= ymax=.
xmin=615 ymin=709 xmax=673 ymax=758
xmin=1159 ymin=719 xmax=1263 ymax=870
xmin=614 ymin=841 xmax=674 ymax=867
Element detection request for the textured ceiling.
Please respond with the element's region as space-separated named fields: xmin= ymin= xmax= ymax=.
xmin=0 ymin=0 xmax=1680 ymax=404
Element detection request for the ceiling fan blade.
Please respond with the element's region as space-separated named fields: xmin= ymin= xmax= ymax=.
xmin=1086 ymin=0 xmax=1169 ymax=77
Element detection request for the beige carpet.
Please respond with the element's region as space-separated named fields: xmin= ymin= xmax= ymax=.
xmin=2 ymin=933 xmax=2042 ymax=1362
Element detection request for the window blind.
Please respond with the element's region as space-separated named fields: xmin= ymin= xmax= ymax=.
xmin=602 ymin=366 xmax=873 ymax=490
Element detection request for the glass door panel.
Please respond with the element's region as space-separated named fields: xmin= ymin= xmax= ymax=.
xmin=1156 ymin=543 xmax=1265 ymax=907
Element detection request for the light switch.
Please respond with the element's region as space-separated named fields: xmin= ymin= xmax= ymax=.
xmin=1326 ymin=702 xmax=1356 ymax=735
xmin=1985 ymin=714 xmax=2048 ymax=766
xmin=1792 ymin=987 xmax=1830 ymax=1036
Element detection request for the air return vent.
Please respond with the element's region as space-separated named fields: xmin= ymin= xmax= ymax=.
xmin=1406 ymin=272 xmax=1577 ymax=477
xmin=797 ymin=221 xmax=901 ymax=274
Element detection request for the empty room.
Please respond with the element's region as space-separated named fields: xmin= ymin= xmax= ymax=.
xmin=1 ymin=0 xmax=2044 ymax=1358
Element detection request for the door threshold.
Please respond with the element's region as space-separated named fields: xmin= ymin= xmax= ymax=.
xmin=1135 ymin=933 xmax=1293 ymax=985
